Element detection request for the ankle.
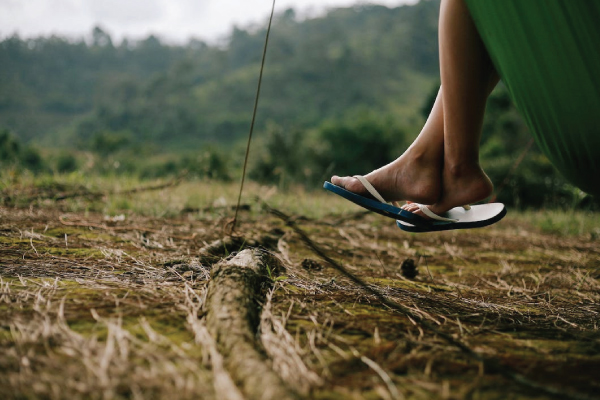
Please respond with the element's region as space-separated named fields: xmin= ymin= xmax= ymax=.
xmin=445 ymin=162 xmax=482 ymax=178
xmin=404 ymin=149 xmax=440 ymax=169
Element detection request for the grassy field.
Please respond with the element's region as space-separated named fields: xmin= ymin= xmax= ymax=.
xmin=1 ymin=174 xmax=599 ymax=399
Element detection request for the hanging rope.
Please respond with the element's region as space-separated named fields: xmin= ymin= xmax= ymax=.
xmin=229 ymin=0 xmax=277 ymax=235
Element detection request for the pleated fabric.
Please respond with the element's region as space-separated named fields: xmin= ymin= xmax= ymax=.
xmin=465 ymin=0 xmax=600 ymax=196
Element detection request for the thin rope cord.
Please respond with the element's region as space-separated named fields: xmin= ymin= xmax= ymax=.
xmin=230 ymin=0 xmax=276 ymax=235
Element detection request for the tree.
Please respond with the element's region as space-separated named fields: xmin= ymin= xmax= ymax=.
xmin=92 ymin=26 xmax=113 ymax=48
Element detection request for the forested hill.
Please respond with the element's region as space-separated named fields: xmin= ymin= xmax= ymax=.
xmin=0 ymin=0 xmax=440 ymax=150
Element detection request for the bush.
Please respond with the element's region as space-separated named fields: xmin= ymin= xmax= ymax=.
xmin=247 ymin=114 xmax=411 ymax=188
xmin=56 ymin=152 xmax=79 ymax=173
xmin=0 ymin=129 xmax=21 ymax=164
xmin=90 ymin=130 xmax=132 ymax=157
xmin=313 ymin=113 xmax=409 ymax=178
xmin=139 ymin=147 xmax=231 ymax=181
xmin=0 ymin=129 xmax=46 ymax=173
xmin=20 ymin=147 xmax=45 ymax=172
xmin=249 ymin=123 xmax=309 ymax=187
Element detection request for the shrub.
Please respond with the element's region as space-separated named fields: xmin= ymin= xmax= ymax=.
xmin=56 ymin=152 xmax=79 ymax=173
xmin=90 ymin=130 xmax=132 ymax=157
xmin=249 ymin=123 xmax=309 ymax=187
xmin=0 ymin=129 xmax=21 ymax=164
xmin=139 ymin=147 xmax=231 ymax=181
xmin=20 ymin=147 xmax=45 ymax=172
xmin=313 ymin=113 xmax=409 ymax=178
xmin=0 ymin=129 xmax=46 ymax=173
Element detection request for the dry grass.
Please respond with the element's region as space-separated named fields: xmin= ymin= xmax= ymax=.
xmin=1 ymin=176 xmax=599 ymax=399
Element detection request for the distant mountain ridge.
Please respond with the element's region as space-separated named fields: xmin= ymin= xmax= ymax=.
xmin=0 ymin=0 xmax=440 ymax=149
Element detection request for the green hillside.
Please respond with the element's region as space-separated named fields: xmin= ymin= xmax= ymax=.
xmin=0 ymin=1 xmax=440 ymax=149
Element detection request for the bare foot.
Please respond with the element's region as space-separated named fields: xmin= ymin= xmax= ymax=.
xmin=401 ymin=162 xmax=493 ymax=218
xmin=330 ymin=152 xmax=442 ymax=204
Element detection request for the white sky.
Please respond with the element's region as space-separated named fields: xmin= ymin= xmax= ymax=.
xmin=0 ymin=0 xmax=418 ymax=44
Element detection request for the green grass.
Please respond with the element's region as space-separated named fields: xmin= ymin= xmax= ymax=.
xmin=510 ymin=210 xmax=600 ymax=237
xmin=2 ymin=171 xmax=599 ymax=236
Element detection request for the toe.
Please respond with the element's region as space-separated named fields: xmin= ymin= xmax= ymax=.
xmin=331 ymin=175 xmax=348 ymax=187
xmin=401 ymin=203 xmax=419 ymax=212
xmin=332 ymin=175 xmax=363 ymax=193
xmin=401 ymin=203 xmax=430 ymax=218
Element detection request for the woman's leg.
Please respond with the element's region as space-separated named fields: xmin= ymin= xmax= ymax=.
xmin=331 ymin=88 xmax=445 ymax=205
xmin=403 ymin=0 xmax=499 ymax=216
xmin=332 ymin=0 xmax=498 ymax=209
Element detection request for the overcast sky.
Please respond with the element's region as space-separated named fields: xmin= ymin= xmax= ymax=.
xmin=0 ymin=0 xmax=418 ymax=44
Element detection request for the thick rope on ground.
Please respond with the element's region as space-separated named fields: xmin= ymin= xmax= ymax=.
xmin=203 ymin=249 xmax=300 ymax=400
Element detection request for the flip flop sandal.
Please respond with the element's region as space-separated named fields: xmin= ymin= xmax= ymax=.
xmin=396 ymin=203 xmax=507 ymax=232
xmin=323 ymin=177 xmax=435 ymax=226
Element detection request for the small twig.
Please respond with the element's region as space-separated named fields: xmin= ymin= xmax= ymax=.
xmin=54 ymin=174 xmax=186 ymax=201
xmin=181 ymin=204 xmax=251 ymax=214
xmin=29 ymin=238 xmax=38 ymax=256
xmin=330 ymin=210 xmax=370 ymax=225
xmin=421 ymin=255 xmax=434 ymax=282
xmin=374 ymin=252 xmax=390 ymax=278
xmin=59 ymin=215 xmax=197 ymax=240
xmin=350 ymin=347 xmax=402 ymax=400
